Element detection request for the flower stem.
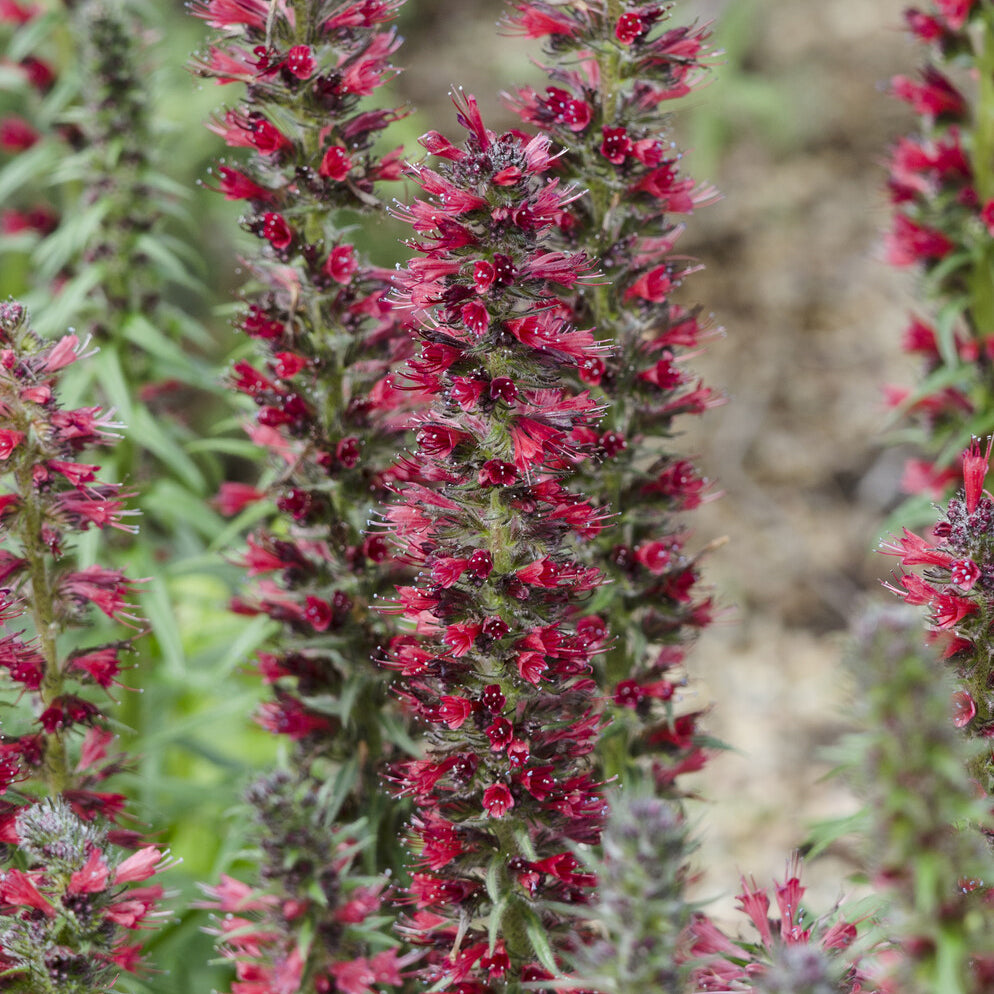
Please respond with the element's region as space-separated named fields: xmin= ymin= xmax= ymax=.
xmin=14 ymin=464 xmax=68 ymax=794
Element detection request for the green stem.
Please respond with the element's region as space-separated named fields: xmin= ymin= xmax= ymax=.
xmin=14 ymin=463 xmax=69 ymax=794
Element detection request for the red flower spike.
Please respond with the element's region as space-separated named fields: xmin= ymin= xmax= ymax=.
xmin=385 ymin=99 xmax=609 ymax=987
xmin=195 ymin=4 xmax=416 ymax=991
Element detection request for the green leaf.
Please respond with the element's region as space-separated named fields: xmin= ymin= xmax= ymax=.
xmin=925 ymin=248 xmax=972 ymax=289
xmin=933 ymin=296 xmax=970 ymax=367
xmin=523 ymin=908 xmax=560 ymax=977
xmin=206 ymin=497 xmax=275 ymax=555
xmin=314 ymin=754 xmax=359 ymax=824
xmin=212 ymin=614 xmax=273 ymax=680
xmin=141 ymin=478 xmax=223 ymax=540
xmin=159 ymin=302 xmax=216 ymax=350
xmin=121 ymin=312 xmax=189 ymax=365
xmin=485 ymin=854 xmax=502 ymax=904
xmin=0 ymin=65 xmax=29 ymax=89
xmin=130 ymin=404 xmax=206 ymax=492
xmin=135 ymin=232 xmax=206 ymax=294
xmin=141 ymin=576 xmax=186 ymax=677
xmin=186 ymin=436 xmax=267 ymax=460
xmin=513 ymin=825 xmax=538 ymax=861
xmin=380 ymin=709 xmax=420 ymax=755
xmin=7 ymin=10 xmax=60 ymax=62
xmin=802 ymin=807 xmax=870 ymax=860
xmin=0 ymin=141 xmax=58 ymax=207
xmin=91 ymin=346 xmax=135 ymax=425
xmin=30 ymin=266 xmax=104 ymax=338
xmin=488 ymin=893 xmax=510 ymax=954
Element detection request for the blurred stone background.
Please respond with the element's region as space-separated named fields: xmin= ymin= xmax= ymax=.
xmin=399 ymin=0 xmax=918 ymax=918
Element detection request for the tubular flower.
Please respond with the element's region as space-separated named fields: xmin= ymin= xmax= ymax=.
xmin=193 ymin=0 xmax=416 ymax=989
xmin=883 ymin=3 xmax=994 ymax=498
xmin=0 ymin=302 xmax=168 ymax=981
xmin=382 ymin=93 xmax=610 ymax=991
xmin=502 ymin=0 xmax=721 ymax=791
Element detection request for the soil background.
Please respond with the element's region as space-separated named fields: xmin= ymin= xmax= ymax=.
xmin=398 ymin=0 xmax=919 ymax=923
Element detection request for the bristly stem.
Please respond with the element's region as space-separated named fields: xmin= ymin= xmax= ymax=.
xmin=14 ymin=463 xmax=68 ymax=794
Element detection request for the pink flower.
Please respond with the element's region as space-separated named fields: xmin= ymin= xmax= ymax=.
xmin=931 ymin=591 xmax=977 ymax=628
xmin=624 ymin=265 xmax=672 ymax=302
xmin=0 ymin=868 xmax=54 ymax=915
xmin=69 ymin=647 xmax=124 ymax=688
xmin=936 ymin=0 xmax=976 ymax=30
xmin=950 ymin=558 xmax=980 ymax=590
xmin=504 ymin=3 xmax=577 ymax=38
xmin=115 ymin=846 xmax=164 ymax=884
xmin=211 ymin=166 xmax=271 ymax=201
xmin=214 ymin=482 xmax=266 ymax=516
xmin=262 ymin=212 xmax=293 ymax=250
xmin=329 ymin=957 xmax=377 ymax=994
xmin=885 ymin=213 xmax=954 ymax=266
xmin=0 ymin=429 xmax=24 ymax=459
xmin=892 ymin=66 xmax=966 ymax=118
xmin=69 ymin=849 xmax=110 ymax=894
xmin=436 ymin=696 xmax=473 ymax=729
xmin=600 ymin=125 xmax=631 ymax=164
xmin=879 ymin=527 xmax=954 ymax=568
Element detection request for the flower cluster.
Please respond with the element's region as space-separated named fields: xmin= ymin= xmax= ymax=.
xmin=880 ymin=436 xmax=994 ymax=785
xmin=561 ymin=791 xmax=697 ymax=994
xmin=194 ymin=0 xmax=414 ymax=757
xmin=882 ymin=0 xmax=994 ymax=498
xmin=0 ymin=301 xmax=169 ymax=983
xmin=0 ymin=797 xmax=169 ymax=993
xmin=502 ymin=0 xmax=721 ymax=789
xmin=688 ymin=854 xmax=864 ymax=993
xmin=0 ymin=301 xmax=140 ymax=798
xmin=199 ymin=769 xmax=413 ymax=994
xmin=193 ymin=0 xmax=416 ymax=988
xmin=0 ymin=3 xmax=55 ymax=242
xmin=383 ymin=92 xmax=611 ymax=991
